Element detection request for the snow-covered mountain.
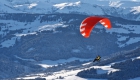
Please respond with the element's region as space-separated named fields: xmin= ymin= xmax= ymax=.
xmin=0 ymin=0 xmax=140 ymax=20
xmin=0 ymin=0 xmax=140 ymax=80
xmin=0 ymin=13 xmax=140 ymax=49
xmin=0 ymin=13 xmax=140 ymax=79
xmin=16 ymin=47 xmax=140 ymax=80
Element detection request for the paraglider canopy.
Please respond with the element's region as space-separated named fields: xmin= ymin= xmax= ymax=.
xmin=80 ymin=16 xmax=112 ymax=38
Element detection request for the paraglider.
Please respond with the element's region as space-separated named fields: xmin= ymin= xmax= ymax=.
xmin=93 ymin=55 xmax=101 ymax=62
xmin=79 ymin=16 xmax=112 ymax=63
xmin=80 ymin=16 xmax=112 ymax=38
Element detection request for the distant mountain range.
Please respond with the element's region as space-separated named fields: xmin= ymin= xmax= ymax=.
xmin=0 ymin=0 xmax=140 ymax=20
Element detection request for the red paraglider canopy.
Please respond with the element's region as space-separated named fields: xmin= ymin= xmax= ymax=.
xmin=80 ymin=16 xmax=112 ymax=38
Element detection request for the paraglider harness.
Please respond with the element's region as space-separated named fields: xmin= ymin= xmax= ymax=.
xmin=93 ymin=55 xmax=101 ymax=62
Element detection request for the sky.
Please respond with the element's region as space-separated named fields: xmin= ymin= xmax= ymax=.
xmin=99 ymin=0 xmax=140 ymax=1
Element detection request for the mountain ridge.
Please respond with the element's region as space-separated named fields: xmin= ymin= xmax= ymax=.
xmin=0 ymin=0 xmax=140 ymax=20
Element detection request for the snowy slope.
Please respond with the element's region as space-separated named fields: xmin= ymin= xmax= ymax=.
xmin=105 ymin=23 xmax=140 ymax=48
xmin=0 ymin=14 xmax=68 ymax=47
xmin=0 ymin=13 xmax=140 ymax=50
xmin=76 ymin=48 xmax=140 ymax=80
xmin=16 ymin=48 xmax=140 ymax=80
